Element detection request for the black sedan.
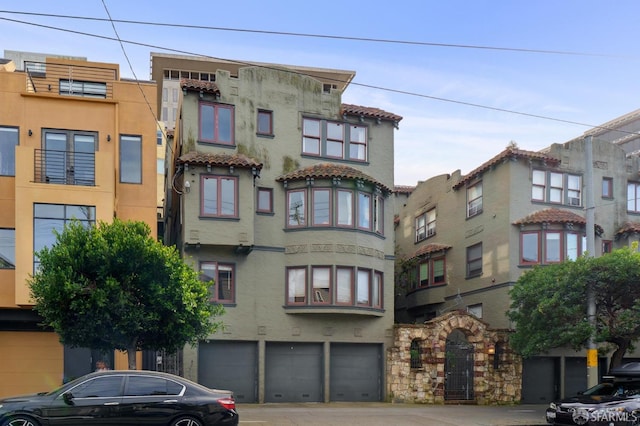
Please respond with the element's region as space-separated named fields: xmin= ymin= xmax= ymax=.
xmin=546 ymin=379 xmax=640 ymax=425
xmin=0 ymin=370 xmax=238 ymax=426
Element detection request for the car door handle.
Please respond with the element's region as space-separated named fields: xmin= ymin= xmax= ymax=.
xmin=104 ymin=402 xmax=120 ymax=405
xmin=163 ymin=400 xmax=178 ymax=403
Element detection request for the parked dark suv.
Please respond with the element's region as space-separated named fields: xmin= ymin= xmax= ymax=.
xmin=546 ymin=362 xmax=640 ymax=425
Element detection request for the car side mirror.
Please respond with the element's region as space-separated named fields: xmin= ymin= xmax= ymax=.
xmin=63 ymin=392 xmax=75 ymax=405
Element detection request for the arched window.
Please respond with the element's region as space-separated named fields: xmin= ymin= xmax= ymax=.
xmin=410 ymin=339 xmax=422 ymax=369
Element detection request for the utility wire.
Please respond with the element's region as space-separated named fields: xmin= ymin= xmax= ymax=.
xmin=2 ymin=14 xmax=640 ymax=138
xmin=99 ymin=0 xmax=171 ymax=153
xmin=0 ymin=10 xmax=620 ymax=58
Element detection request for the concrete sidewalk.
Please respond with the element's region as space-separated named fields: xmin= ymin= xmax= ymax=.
xmin=237 ymin=402 xmax=549 ymax=425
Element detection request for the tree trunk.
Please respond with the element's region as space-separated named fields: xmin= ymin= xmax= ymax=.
xmin=127 ymin=338 xmax=138 ymax=370
xmin=609 ymin=340 xmax=630 ymax=371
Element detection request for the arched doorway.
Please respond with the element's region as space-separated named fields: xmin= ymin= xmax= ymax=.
xmin=444 ymin=329 xmax=474 ymax=401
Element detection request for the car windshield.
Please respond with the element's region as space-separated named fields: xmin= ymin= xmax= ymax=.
xmin=580 ymin=381 xmax=640 ymax=397
xmin=582 ymin=383 xmax=615 ymax=396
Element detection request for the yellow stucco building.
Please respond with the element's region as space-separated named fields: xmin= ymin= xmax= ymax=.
xmin=0 ymin=56 xmax=157 ymax=397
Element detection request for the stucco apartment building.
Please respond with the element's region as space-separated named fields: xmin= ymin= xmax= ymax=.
xmin=0 ymin=54 xmax=158 ymax=397
xmin=155 ymin=53 xmax=401 ymax=403
xmin=394 ymin=135 xmax=640 ymax=404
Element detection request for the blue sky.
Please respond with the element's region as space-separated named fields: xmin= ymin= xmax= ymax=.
xmin=2 ymin=1 xmax=640 ymax=185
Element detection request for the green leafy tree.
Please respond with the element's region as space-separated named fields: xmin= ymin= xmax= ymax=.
xmin=508 ymin=247 xmax=640 ymax=370
xmin=30 ymin=218 xmax=223 ymax=369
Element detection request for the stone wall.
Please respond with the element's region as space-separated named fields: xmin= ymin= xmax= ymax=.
xmin=388 ymin=310 xmax=522 ymax=404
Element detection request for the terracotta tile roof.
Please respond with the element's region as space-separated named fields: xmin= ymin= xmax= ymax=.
xmin=180 ymin=78 xmax=220 ymax=96
xmin=513 ymin=208 xmax=604 ymax=235
xmin=411 ymin=243 xmax=452 ymax=259
xmin=176 ymin=151 xmax=262 ymax=170
xmin=513 ymin=208 xmax=586 ymax=226
xmin=615 ymin=222 xmax=640 ymax=238
xmin=394 ymin=185 xmax=416 ymax=194
xmin=452 ymin=147 xmax=559 ymax=189
xmin=341 ymin=103 xmax=403 ymax=123
xmin=276 ymin=163 xmax=390 ymax=193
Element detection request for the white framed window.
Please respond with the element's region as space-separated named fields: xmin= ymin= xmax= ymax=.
xmin=467 ymin=182 xmax=483 ymax=218
xmin=533 ymin=170 xmax=582 ymax=206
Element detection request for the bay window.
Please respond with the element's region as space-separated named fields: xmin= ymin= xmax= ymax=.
xmin=312 ymin=188 xmax=331 ymax=226
xmin=287 ymin=190 xmax=306 ymax=227
xmin=356 ymin=269 xmax=371 ymax=306
xmin=286 ymin=265 xmax=384 ymax=309
xmin=519 ymin=230 xmax=587 ymax=265
xmin=357 ymin=192 xmax=371 ymax=231
xmin=287 ymin=267 xmax=307 ymax=305
xmin=336 ymin=267 xmax=354 ymax=305
xmin=285 ymin=186 xmax=384 ymax=236
xmin=201 ymin=175 xmax=237 ymax=218
xmin=312 ymin=266 xmax=331 ymax=304
xmin=337 ymin=190 xmax=353 ymax=227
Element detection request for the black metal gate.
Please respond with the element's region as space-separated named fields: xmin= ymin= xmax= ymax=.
xmin=444 ymin=329 xmax=475 ymax=400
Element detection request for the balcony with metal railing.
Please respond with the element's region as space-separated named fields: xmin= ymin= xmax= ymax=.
xmin=24 ymin=61 xmax=116 ymax=99
xmin=34 ymin=149 xmax=95 ymax=186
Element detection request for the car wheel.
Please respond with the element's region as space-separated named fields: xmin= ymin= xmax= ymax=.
xmin=170 ymin=416 xmax=203 ymax=426
xmin=1 ymin=417 xmax=40 ymax=426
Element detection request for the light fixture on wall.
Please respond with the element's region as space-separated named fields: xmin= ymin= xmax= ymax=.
xmin=28 ymin=129 xmax=33 ymax=136
xmin=487 ymin=343 xmax=496 ymax=355
xmin=107 ymin=134 xmax=111 ymax=142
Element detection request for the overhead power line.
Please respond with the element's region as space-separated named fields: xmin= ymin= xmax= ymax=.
xmin=0 ymin=9 xmax=619 ymax=58
xmin=1 ymin=13 xmax=639 ymax=138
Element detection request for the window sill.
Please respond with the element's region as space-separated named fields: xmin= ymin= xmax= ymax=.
xmin=284 ymin=305 xmax=385 ymax=317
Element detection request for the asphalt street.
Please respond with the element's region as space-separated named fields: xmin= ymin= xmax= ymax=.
xmin=237 ymin=402 xmax=549 ymax=425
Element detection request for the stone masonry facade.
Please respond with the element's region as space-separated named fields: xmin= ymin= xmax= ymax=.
xmin=388 ymin=310 xmax=522 ymax=404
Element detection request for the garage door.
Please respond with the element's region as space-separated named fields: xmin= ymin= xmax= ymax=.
xmin=198 ymin=341 xmax=258 ymax=403
xmin=265 ymin=342 xmax=323 ymax=402
xmin=521 ymin=356 xmax=559 ymax=403
xmin=330 ymin=343 xmax=382 ymax=402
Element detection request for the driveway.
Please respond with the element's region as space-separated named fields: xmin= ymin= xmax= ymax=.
xmin=237 ymin=402 xmax=549 ymax=425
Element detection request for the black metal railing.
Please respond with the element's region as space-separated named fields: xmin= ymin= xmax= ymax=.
xmin=34 ymin=149 xmax=95 ymax=186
